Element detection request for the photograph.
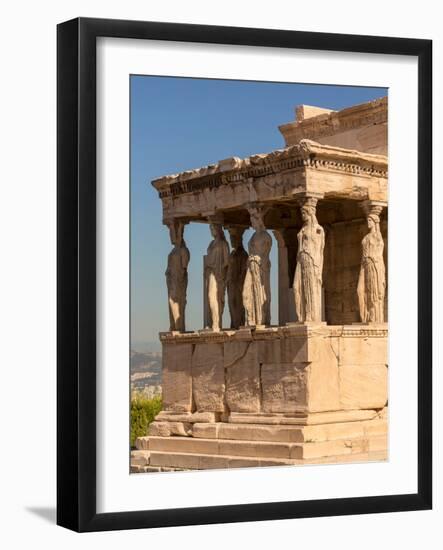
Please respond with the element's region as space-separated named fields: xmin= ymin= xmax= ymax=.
xmin=129 ymin=77 xmax=389 ymax=473
xmin=0 ymin=0 xmax=436 ymax=543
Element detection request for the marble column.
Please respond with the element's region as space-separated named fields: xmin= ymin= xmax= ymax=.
xmin=242 ymin=204 xmax=272 ymax=327
xmin=293 ymin=194 xmax=325 ymax=323
xmin=165 ymin=219 xmax=190 ymax=332
xmin=357 ymin=200 xmax=386 ymax=323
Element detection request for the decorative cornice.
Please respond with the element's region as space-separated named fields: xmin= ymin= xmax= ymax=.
xmin=152 ymin=140 xmax=388 ymax=199
xmin=159 ymin=323 xmax=388 ymax=344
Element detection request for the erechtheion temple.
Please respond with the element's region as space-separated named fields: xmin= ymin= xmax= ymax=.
xmin=132 ymin=97 xmax=388 ymax=472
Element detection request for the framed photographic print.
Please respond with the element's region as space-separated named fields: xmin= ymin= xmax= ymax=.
xmin=57 ymin=17 xmax=432 ymax=532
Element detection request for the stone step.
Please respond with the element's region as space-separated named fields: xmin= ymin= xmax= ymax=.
xmin=148 ymin=434 xmax=387 ymax=460
xmin=191 ymin=419 xmax=387 ymax=443
xmin=228 ymin=409 xmax=380 ymax=425
xmin=149 ymin=451 xmax=293 ymax=470
xmin=131 ymin=464 xmax=185 ymax=473
xmin=148 ymin=449 xmax=387 ymax=470
xmin=130 ymin=449 xmax=150 ymax=466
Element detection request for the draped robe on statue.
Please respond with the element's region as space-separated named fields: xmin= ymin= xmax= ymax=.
xmin=243 ymin=229 xmax=272 ymax=326
xmin=357 ymin=231 xmax=385 ymax=323
xmin=294 ymin=223 xmax=324 ymax=323
xmin=165 ymin=243 xmax=190 ymax=331
xmin=205 ymin=237 xmax=229 ymax=330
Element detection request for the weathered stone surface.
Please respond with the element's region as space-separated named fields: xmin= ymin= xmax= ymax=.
xmin=291 ymin=438 xmax=370 ymax=459
xmin=192 ymin=342 xmax=225 ymax=412
xmin=281 ymin=334 xmax=308 ymax=363
xmin=302 ymin=421 xmax=365 ymax=442
xmin=261 ymin=363 xmax=307 ymax=413
xmin=148 ymin=421 xmax=192 ymax=437
xmin=149 ymin=451 xmax=292 ymax=470
xmin=218 ymin=440 xmax=291 ymax=459
xmin=228 ymin=408 xmax=379 ymax=425
xmin=192 ymin=423 xmax=219 ymax=439
xmin=149 ymin=436 xmax=218 ymax=455
xmin=146 ymin=431 xmax=387 ymax=463
xmin=162 ymin=342 xmax=193 ymax=412
xmin=130 ymin=465 xmax=145 ymax=473
xmin=152 ymin=138 xmax=387 ymax=219
xmin=135 ymin=436 xmax=150 ymax=450
xmin=296 ymin=104 xmax=335 ymax=122
xmin=279 ymin=97 xmax=387 ymax=155
xmin=130 ymin=450 xmax=150 ymax=466
xmin=218 ymin=417 xmax=386 ymax=443
xmin=362 ymin=418 xmax=387 ymax=436
xmin=339 ymin=336 xmax=387 ymax=366
xmin=368 ymin=434 xmax=388 ymax=452
xmin=155 ymin=411 xmax=220 ymax=423
xmin=339 ymin=363 xmax=388 ymax=409
xmin=257 ymin=337 xmax=281 ymax=364
xmin=225 ymin=340 xmax=260 ymax=412
xmin=218 ymin=423 xmax=303 ymax=442
xmin=306 ymin=336 xmax=341 ymax=412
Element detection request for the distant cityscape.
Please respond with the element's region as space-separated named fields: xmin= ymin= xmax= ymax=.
xmin=130 ymin=348 xmax=162 ymax=399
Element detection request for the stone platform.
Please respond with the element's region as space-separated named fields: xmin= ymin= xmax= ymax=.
xmin=131 ymin=323 xmax=388 ymax=472
xmin=132 ymin=408 xmax=387 ymax=472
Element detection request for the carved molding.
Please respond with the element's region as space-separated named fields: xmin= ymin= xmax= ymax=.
xmin=152 ymin=140 xmax=388 ymax=199
xmin=158 ymin=324 xmax=388 ymax=344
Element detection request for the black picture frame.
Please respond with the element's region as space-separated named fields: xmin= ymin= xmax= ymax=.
xmin=57 ymin=17 xmax=432 ymax=532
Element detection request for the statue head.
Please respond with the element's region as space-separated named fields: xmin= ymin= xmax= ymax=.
xmin=249 ymin=205 xmax=266 ymax=231
xmin=228 ymin=227 xmax=245 ymax=249
xmin=167 ymin=220 xmax=184 ymax=246
xmin=367 ymin=213 xmax=380 ymax=230
xmin=300 ymin=198 xmax=317 ymax=223
xmin=210 ymin=223 xmax=224 ymax=240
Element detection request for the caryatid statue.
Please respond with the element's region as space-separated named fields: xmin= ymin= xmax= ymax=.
xmin=205 ymin=221 xmax=230 ymax=332
xmin=357 ymin=202 xmax=386 ymax=323
xmin=165 ymin=220 xmax=190 ymax=332
xmin=226 ymin=226 xmax=248 ymax=329
xmin=293 ymin=196 xmax=325 ymax=323
xmin=242 ymin=204 xmax=272 ymax=326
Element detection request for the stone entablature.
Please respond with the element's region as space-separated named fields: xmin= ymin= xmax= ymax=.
xmin=279 ymin=97 xmax=387 ymax=155
xmin=152 ymin=140 xmax=387 ymax=218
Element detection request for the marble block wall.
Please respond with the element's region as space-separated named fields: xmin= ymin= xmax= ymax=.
xmin=159 ymin=325 xmax=388 ymax=418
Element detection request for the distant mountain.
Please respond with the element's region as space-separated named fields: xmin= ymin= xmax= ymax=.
xmin=131 ymin=340 xmax=162 ymax=353
xmin=131 ymin=350 xmax=161 ymax=369
xmin=130 ymin=350 xmax=162 ymax=398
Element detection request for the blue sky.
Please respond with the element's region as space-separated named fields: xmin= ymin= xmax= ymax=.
xmin=131 ymin=76 xmax=387 ymax=352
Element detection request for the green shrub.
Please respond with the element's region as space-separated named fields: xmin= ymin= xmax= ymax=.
xmin=130 ymin=395 xmax=162 ymax=447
